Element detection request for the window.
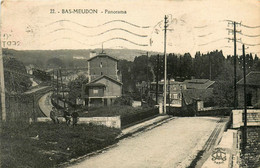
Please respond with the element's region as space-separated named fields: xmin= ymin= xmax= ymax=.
xmin=100 ymin=62 xmax=103 ymax=68
xmin=93 ymin=89 xmax=98 ymax=94
xmin=173 ymin=93 xmax=178 ymax=99
xmin=101 ymin=72 xmax=103 ymax=75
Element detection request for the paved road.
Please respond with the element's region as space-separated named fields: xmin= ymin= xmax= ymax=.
xmin=68 ymin=117 xmax=225 ymax=168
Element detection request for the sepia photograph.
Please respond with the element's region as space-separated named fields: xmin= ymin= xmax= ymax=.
xmin=0 ymin=0 xmax=260 ymax=167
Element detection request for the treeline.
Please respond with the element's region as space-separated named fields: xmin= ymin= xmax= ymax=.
xmin=118 ymin=50 xmax=260 ymax=94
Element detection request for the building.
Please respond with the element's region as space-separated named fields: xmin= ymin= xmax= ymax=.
xmin=150 ymin=79 xmax=187 ymax=107
xmin=237 ymin=71 xmax=260 ymax=108
xmin=182 ymin=79 xmax=215 ymax=109
xmin=82 ymin=52 xmax=122 ymax=106
xmin=183 ymin=79 xmax=215 ymax=90
xmin=87 ymin=52 xmax=121 ymax=82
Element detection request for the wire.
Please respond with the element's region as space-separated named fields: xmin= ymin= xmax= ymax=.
xmin=194 ymin=25 xmax=208 ymax=29
xmin=237 ymin=41 xmax=260 ymax=46
xmin=49 ymin=28 xmax=148 ymax=38
xmin=45 ymin=19 xmax=150 ymax=29
xmin=198 ymin=33 xmax=213 ymax=38
xmin=238 ymin=32 xmax=260 ymax=38
xmin=241 ymin=24 xmax=260 ymax=29
xmin=198 ymin=38 xmax=226 ymax=46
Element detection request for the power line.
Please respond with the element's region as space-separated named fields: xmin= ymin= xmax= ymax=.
xmin=238 ymin=32 xmax=260 ymax=38
xmin=241 ymin=24 xmax=260 ymax=29
xmin=198 ymin=38 xmax=227 ymax=46
xmin=198 ymin=33 xmax=213 ymax=38
xmin=237 ymin=41 xmax=260 ymax=46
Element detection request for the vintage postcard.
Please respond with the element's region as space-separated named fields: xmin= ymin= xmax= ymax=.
xmin=0 ymin=0 xmax=260 ymax=167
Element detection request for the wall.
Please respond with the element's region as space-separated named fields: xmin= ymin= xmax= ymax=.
xmin=89 ymin=56 xmax=118 ymax=81
xmin=37 ymin=116 xmax=121 ymax=128
xmin=240 ymin=127 xmax=260 ymax=168
xmin=232 ymin=109 xmax=260 ymax=128
xmin=88 ymin=87 xmax=104 ymax=97
xmin=96 ymin=78 xmax=122 ymax=97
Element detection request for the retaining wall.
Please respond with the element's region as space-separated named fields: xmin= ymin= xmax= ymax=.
xmin=37 ymin=116 xmax=121 ymax=129
xmin=232 ymin=109 xmax=260 ymax=128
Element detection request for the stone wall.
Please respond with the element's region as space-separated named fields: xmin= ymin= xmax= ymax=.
xmin=240 ymin=127 xmax=260 ymax=168
xmin=232 ymin=109 xmax=260 ymax=128
xmin=37 ymin=116 xmax=121 ymax=129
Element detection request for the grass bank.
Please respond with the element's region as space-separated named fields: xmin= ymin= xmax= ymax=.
xmin=0 ymin=122 xmax=121 ymax=168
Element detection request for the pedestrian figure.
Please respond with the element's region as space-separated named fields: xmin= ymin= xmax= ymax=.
xmin=50 ymin=107 xmax=59 ymax=124
xmin=71 ymin=111 xmax=79 ymax=126
xmin=63 ymin=107 xmax=71 ymax=126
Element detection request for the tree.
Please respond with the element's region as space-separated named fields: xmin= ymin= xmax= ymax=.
xmin=67 ymin=75 xmax=88 ymax=104
xmin=46 ymin=58 xmax=64 ymax=68
xmin=212 ymin=61 xmax=242 ymax=107
xmin=3 ymin=57 xmax=32 ymax=93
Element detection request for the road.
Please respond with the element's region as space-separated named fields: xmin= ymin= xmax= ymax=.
xmin=68 ymin=117 xmax=226 ymax=168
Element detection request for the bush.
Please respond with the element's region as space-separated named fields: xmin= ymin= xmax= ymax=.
xmin=0 ymin=122 xmax=121 ymax=168
xmin=114 ymin=95 xmax=133 ymax=106
xmin=121 ymin=108 xmax=159 ymax=127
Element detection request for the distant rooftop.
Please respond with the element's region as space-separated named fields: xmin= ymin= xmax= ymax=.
xmin=88 ymin=53 xmax=118 ymax=61
xmin=183 ymin=79 xmax=215 ymax=89
xmin=237 ymin=71 xmax=260 ymax=86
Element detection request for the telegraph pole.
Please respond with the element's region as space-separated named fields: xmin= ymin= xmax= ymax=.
xmin=233 ymin=21 xmax=238 ymax=109
xmin=156 ymin=54 xmax=159 ymax=104
xmin=59 ymin=68 xmax=65 ymax=108
xmin=209 ymin=54 xmax=212 ymax=80
xmin=0 ymin=22 xmax=6 ymax=121
xmin=242 ymin=44 xmax=247 ymax=150
xmin=163 ymin=15 xmax=168 ymax=114
xmin=146 ymin=51 xmax=149 ymax=99
xmin=56 ymin=69 xmax=59 ymax=104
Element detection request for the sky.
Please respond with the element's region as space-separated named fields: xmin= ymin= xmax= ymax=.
xmin=1 ymin=0 xmax=260 ymax=56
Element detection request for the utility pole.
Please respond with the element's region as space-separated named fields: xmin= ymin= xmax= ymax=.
xmin=146 ymin=51 xmax=149 ymax=102
xmin=56 ymin=69 xmax=59 ymax=104
xmin=156 ymin=54 xmax=159 ymax=104
xmin=163 ymin=15 xmax=168 ymax=114
xmin=233 ymin=21 xmax=237 ymax=109
xmin=209 ymin=54 xmax=212 ymax=80
xmin=59 ymin=68 xmax=65 ymax=108
xmin=242 ymin=44 xmax=247 ymax=151
xmin=0 ymin=19 xmax=6 ymax=121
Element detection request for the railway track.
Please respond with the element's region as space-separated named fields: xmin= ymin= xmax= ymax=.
xmin=203 ymin=117 xmax=224 ymax=151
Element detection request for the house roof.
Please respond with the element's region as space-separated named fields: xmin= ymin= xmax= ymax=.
xmin=183 ymin=79 xmax=215 ymax=89
xmin=87 ymin=53 xmax=118 ymax=62
xmin=182 ymin=88 xmax=214 ymax=105
xmin=90 ymin=75 xmax=123 ymax=85
xmin=85 ymin=83 xmax=106 ymax=87
xmin=151 ymin=81 xmax=184 ymax=85
xmin=237 ymin=71 xmax=260 ymax=86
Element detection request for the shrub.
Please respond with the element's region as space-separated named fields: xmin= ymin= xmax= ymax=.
xmin=114 ymin=95 xmax=133 ymax=106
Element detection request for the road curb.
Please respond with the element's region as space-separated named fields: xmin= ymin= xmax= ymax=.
xmin=116 ymin=116 xmax=174 ymax=140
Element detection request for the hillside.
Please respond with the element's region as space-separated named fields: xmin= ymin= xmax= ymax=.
xmin=2 ymin=48 xmax=161 ymax=64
